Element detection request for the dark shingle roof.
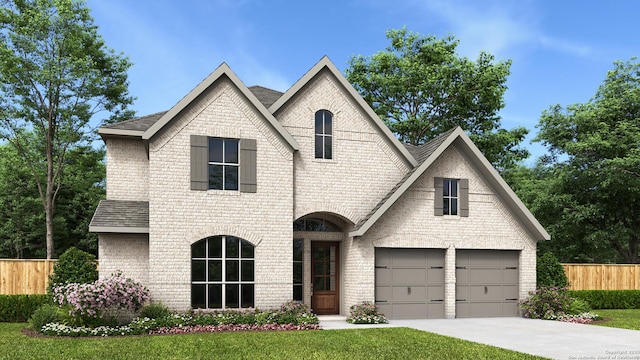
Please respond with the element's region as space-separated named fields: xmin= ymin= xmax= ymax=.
xmin=353 ymin=129 xmax=457 ymax=230
xmin=99 ymin=87 xmax=283 ymax=134
xmin=102 ymin=111 xmax=168 ymax=132
xmin=89 ymin=200 xmax=149 ymax=233
xmin=248 ymin=85 xmax=283 ymax=108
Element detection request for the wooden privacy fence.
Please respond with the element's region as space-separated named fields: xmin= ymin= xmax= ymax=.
xmin=0 ymin=259 xmax=56 ymax=295
xmin=563 ymin=264 xmax=640 ymax=290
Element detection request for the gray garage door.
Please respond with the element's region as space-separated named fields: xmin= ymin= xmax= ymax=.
xmin=456 ymin=250 xmax=519 ymax=318
xmin=375 ymin=248 xmax=445 ymax=319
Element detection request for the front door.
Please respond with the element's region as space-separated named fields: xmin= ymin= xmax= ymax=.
xmin=311 ymin=242 xmax=339 ymax=314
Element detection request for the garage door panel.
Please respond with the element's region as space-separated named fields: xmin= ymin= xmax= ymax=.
xmin=456 ymin=285 xmax=468 ymax=300
xmin=375 ymin=287 xmax=392 ymax=302
xmin=467 ymin=302 xmax=503 ymax=317
xmin=427 ymin=268 xmax=444 ymax=281
xmin=375 ymin=248 xmax=445 ymax=319
xmin=392 ymin=249 xmax=428 ymax=266
xmin=503 ymin=285 xmax=519 ymax=300
xmin=426 ymin=251 xmax=445 ymax=266
xmin=375 ymin=268 xmax=393 ymax=283
xmin=375 ymin=248 xmax=393 ymax=267
xmin=504 ymin=269 xmax=518 ymax=283
xmin=455 ymin=269 xmax=469 ymax=283
xmin=503 ymin=302 xmax=519 ymax=316
xmin=469 ymin=285 xmax=503 ymax=301
xmin=393 ymin=268 xmax=426 ymax=283
xmin=427 ymin=285 xmax=444 ymax=301
xmin=470 ymin=269 xmax=502 ymax=283
xmin=456 ymin=250 xmax=519 ymax=318
xmin=392 ymin=285 xmax=426 ymax=301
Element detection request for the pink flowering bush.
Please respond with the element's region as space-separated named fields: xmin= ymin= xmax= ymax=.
xmin=52 ymin=271 xmax=150 ymax=326
xmin=519 ymin=286 xmax=573 ymax=320
xmin=556 ymin=312 xmax=601 ymax=324
xmin=149 ymin=323 xmax=320 ymax=335
xmin=346 ymin=301 xmax=388 ymax=324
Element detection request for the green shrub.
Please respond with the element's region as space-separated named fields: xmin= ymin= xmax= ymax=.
xmin=537 ymin=252 xmax=568 ymax=287
xmin=519 ymin=286 xmax=573 ymax=319
xmin=48 ymin=247 xmax=98 ymax=293
xmin=140 ymin=302 xmax=172 ymax=319
xmin=0 ymin=294 xmax=52 ymax=322
xmin=567 ymin=298 xmax=591 ymax=315
xmin=29 ymin=304 xmax=63 ymax=331
xmin=569 ymin=290 xmax=640 ymax=309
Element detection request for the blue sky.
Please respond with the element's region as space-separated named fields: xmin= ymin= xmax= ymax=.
xmin=86 ymin=0 xmax=640 ymax=163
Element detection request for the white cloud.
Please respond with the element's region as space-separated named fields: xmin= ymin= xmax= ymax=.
xmin=412 ymin=0 xmax=591 ymax=59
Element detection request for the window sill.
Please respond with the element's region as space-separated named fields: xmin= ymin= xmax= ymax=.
xmin=207 ymin=190 xmax=241 ymax=196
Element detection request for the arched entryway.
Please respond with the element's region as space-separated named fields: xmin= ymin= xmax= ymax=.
xmin=293 ymin=213 xmax=351 ymax=315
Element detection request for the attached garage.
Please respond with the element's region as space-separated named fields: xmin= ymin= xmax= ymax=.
xmin=455 ymin=250 xmax=519 ymax=318
xmin=375 ymin=248 xmax=445 ymax=319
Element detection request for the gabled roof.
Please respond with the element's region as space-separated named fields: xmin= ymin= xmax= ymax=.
xmin=142 ymin=63 xmax=299 ymax=151
xmin=98 ymin=86 xmax=283 ymax=138
xmin=248 ymin=85 xmax=283 ymax=108
xmin=349 ymin=127 xmax=551 ymax=241
xmin=269 ymin=56 xmax=418 ymax=168
xmin=89 ymin=200 xmax=149 ymax=233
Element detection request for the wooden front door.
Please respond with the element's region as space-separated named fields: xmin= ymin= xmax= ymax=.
xmin=311 ymin=242 xmax=339 ymax=314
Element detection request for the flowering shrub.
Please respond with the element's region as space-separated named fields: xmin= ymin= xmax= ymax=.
xmin=346 ymin=301 xmax=388 ymax=324
xmin=519 ymin=286 xmax=574 ymax=320
xmin=149 ymin=323 xmax=320 ymax=335
xmin=37 ymin=301 xmax=320 ymax=337
xmin=52 ymin=271 xmax=150 ymax=326
xmin=556 ymin=312 xmax=601 ymax=324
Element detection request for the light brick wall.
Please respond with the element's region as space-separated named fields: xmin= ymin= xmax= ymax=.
xmin=352 ymin=145 xmax=538 ymax=317
xmin=105 ymin=137 xmax=149 ymax=201
xmin=274 ymin=69 xmax=412 ymax=225
xmin=147 ymin=78 xmax=294 ymax=311
xmin=98 ymin=233 xmax=149 ymax=286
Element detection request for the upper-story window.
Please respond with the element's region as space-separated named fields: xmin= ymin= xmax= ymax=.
xmin=191 ymin=135 xmax=257 ymax=193
xmin=315 ymin=110 xmax=332 ymax=159
xmin=209 ymin=138 xmax=239 ymax=190
xmin=443 ymin=178 xmax=459 ymax=215
xmin=434 ymin=177 xmax=469 ymax=217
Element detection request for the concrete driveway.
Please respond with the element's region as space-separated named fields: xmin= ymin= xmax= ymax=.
xmin=319 ymin=317 xmax=640 ymax=360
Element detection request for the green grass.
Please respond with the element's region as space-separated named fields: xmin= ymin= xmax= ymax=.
xmin=593 ymin=309 xmax=640 ymax=330
xmin=0 ymin=323 xmax=546 ymax=360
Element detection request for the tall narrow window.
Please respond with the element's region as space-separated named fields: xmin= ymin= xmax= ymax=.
xmin=315 ymin=110 xmax=332 ymax=159
xmin=191 ymin=236 xmax=254 ymax=309
xmin=293 ymin=239 xmax=303 ymax=301
xmin=443 ymin=179 xmax=459 ymax=215
xmin=209 ymin=138 xmax=239 ymax=190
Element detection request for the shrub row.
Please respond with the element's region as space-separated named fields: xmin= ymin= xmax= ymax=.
xmin=0 ymin=294 xmax=52 ymax=322
xmin=569 ymin=290 xmax=640 ymax=309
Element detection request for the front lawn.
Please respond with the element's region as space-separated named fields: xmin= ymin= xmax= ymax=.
xmin=592 ymin=309 xmax=640 ymax=330
xmin=0 ymin=323 xmax=545 ymax=360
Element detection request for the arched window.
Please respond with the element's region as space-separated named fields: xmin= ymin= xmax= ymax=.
xmin=191 ymin=235 xmax=254 ymax=309
xmin=315 ymin=110 xmax=332 ymax=159
xmin=293 ymin=218 xmax=340 ymax=232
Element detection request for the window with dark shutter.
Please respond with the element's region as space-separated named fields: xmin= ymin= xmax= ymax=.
xmin=190 ymin=136 xmax=257 ymax=193
xmin=435 ymin=177 xmax=469 ymax=217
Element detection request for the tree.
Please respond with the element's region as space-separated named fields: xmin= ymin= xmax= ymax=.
xmin=0 ymin=0 xmax=134 ymax=258
xmin=0 ymin=139 xmax=105 ymax=258
xmin=534 ymin=58 xmax=640 ymax=263
xmin=346 ymin=28 xmax=529 ymax=171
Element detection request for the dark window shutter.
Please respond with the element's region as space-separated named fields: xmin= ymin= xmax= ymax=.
xmin=459 ymin=178 xmax=469 ymax=217
xmin=434 ymin=177 xmax=443 ymax=216
xmin=191 ymin=135 xmax=208 ymax=191
xmin=240 ymin=139 xmax=257 ymax=193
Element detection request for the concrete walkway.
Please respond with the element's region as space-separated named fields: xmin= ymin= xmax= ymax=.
xmin=318 ymin=317 xmax=640 ymax=360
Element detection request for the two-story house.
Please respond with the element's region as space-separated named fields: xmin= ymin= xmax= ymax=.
xmin=89 ymin=56 xmax=549 ymax=319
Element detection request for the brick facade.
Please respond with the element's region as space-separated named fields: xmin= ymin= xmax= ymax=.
xmin=96 ymin=57 xmax=545 ymax=317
